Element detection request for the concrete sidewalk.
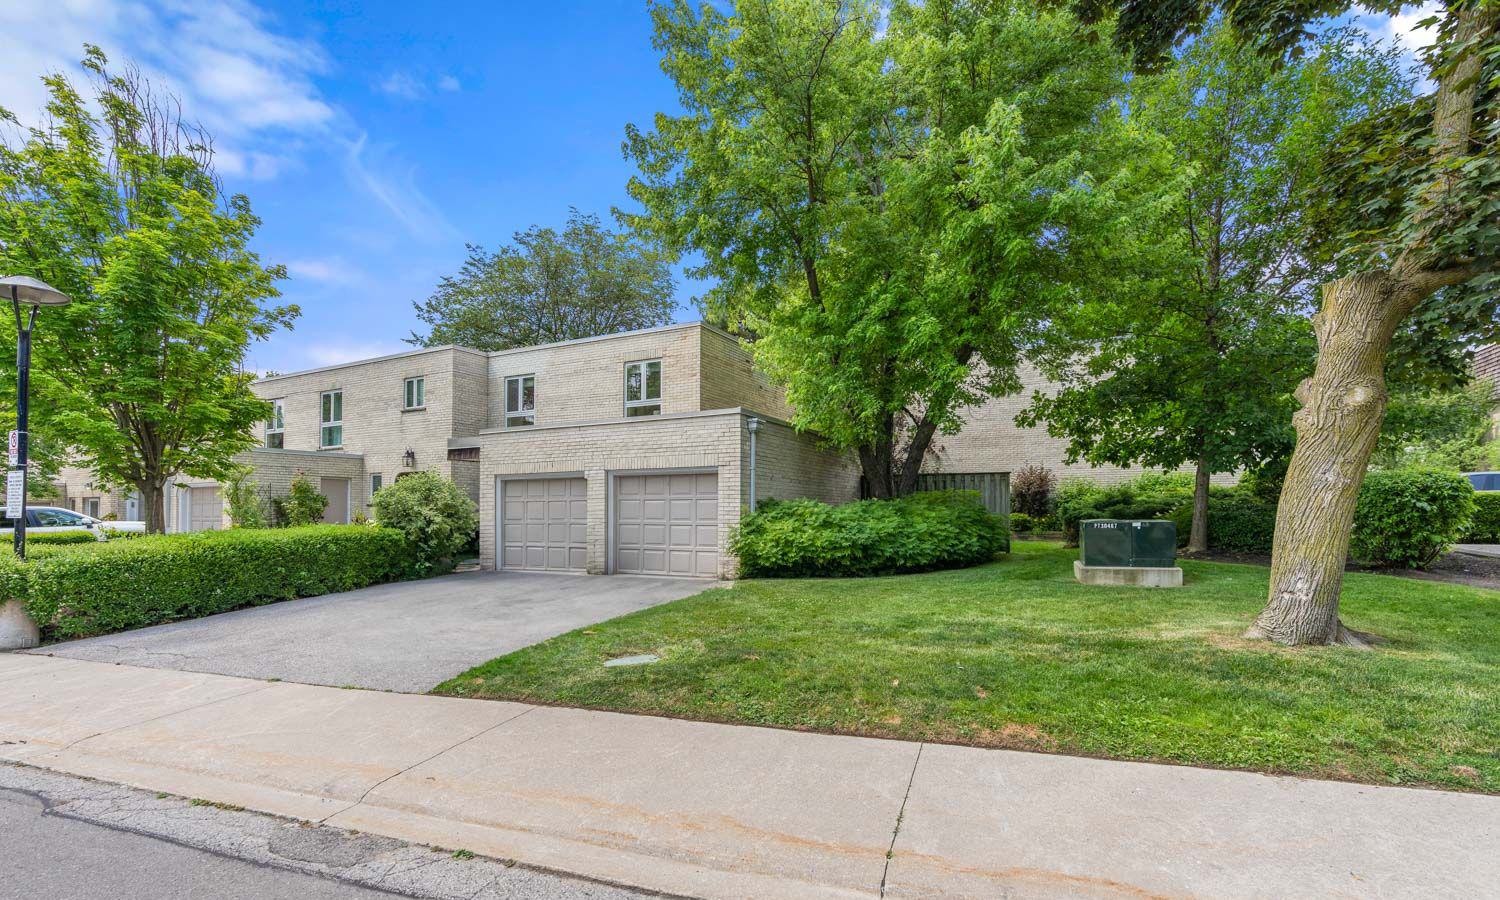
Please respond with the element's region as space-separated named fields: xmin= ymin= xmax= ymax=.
xmin=1 ymin=654 xmax=1495 ymax=899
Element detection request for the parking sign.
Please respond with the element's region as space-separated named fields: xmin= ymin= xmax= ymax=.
xmin=5 ymin=469 xmax=24 ymax=518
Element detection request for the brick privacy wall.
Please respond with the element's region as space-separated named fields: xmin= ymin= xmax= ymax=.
xmin=483 ymin=324 xmax=703 ymax=429
xmin=744 ymin=417 xmax=859 ymax=508
xmin=233 ymin=448 xmax=367 ymax=522
xmin=699 ymin=327 xmax=794 ymax=419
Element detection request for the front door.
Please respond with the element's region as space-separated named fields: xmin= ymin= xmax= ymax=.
xmin=320 ymin=477 xmax=350 ymax=524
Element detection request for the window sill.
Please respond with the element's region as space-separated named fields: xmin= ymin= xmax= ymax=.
xmin=402 ymin=406 xmax=427 ymax=413
xmin=319 ymin=446 xmax=345 ymax=452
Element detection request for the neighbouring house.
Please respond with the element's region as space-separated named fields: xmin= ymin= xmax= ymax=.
xmin=44 ymin=321 xmax=1196 ymax=576
xmin=1475 ymin=344 xmax=1500 ymax=440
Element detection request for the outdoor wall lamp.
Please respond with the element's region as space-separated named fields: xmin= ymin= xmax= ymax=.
xmin=402 ymin=448 xmax=417 ymax=468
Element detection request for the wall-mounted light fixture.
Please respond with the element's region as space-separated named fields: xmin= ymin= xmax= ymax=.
xmin=402 ymin=448 xmax=417 ymax=468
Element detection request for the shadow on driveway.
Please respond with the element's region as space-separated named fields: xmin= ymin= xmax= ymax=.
xmin=29 ymin=572 xmax=713 ymax=692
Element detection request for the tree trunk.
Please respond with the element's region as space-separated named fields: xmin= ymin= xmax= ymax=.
xmin=859 ymin=434 xmax=896 ymax=500
xmin=1246 ymin=272 xmax=1413 ymax=647
xmin=1188 ymin=456 xmax=1211 ymax=555
xmin=138 ymin=479 xmax=168 ymax=534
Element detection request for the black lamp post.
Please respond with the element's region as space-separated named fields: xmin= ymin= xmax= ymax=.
xmin=2 ymin=276 xmax=72 ymax=560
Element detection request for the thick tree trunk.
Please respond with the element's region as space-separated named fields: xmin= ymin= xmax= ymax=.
xmin=859 ymin=437 xmax=896 ymax=500
xmin=1246 ymin=272 xmax=1413 ymax=647
xmin=1188 ymin=457 xmax=1211 ymax=555
xmin=138 ymin=480 xmax=168 ymax=534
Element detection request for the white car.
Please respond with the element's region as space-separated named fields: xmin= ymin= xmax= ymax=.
xmin=0 ymin=506 xmax=147 ymax=537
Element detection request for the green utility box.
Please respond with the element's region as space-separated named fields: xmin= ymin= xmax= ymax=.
xmin=1079 ymin=520 xmax=1177 ymax=568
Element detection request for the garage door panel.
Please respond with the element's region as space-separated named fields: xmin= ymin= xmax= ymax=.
xmin=614 ymin=472 xmax=719 ymax=577
xmin=501 ymin=477 xmax=587 ymax=572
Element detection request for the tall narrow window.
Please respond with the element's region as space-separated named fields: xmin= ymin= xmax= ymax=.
xmin=320 ymin=390 xmax=343 ymax=448
xmin=370 ymin=473 xmax=383 ymax=496
xmin=505 ymin=375 xmax=536 ymax=427
xmin=403 ymin=376 xmax=425 ymax=410
xmin=624 ymin=359 xmax=662 ymax=417
xmin=265 ymin=399 xmax=285 ymax=449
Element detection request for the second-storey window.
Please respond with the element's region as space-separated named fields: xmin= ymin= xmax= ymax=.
xmin=265 ymin=399 xmax=284 ymax=449
xmin=625 ymin=359 xmax=661 ymax=417
xmin=320 ymin=390 xmax=343 ymax=448
xmin=403 ymin=376 xmax=425 ymax=410
xmin=506 ymin=375 xmax=535 ymax=427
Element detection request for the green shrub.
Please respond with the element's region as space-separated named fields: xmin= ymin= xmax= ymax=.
xmin=1168 ymin=492 xmax=1278 ymax=555
xmin=1462 ymin=492 xmax=1500 ymax=543
xmin=1056 ymin=475 xmax=1193 ymax=546
xmin=731 ymin=490 xmax=1008 ymax=578
xmin=1350 ymin=469 xmax=1475 ymax=569
xmin=1009 ymin=512 xmax=1035 ymax=534
xmin=371 ymin=471 xmax=480 ymax=574
xmin=21 ymin=525 xmax=419 ymax=640
xmin=273 ymin=474 xmax=328 ymax=527
xmin=225 ymin=468 xmax=267 ymax=529
xmin=26 ymin=531 xmax=100 ymax=546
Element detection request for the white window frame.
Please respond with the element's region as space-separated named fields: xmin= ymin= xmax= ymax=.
xmin=624 ymin=359 xmax=662 ymax=417
xmin=505 ymin=374 xmax=536 ymax=428
xmin=320 ymin=390 xmax=343 ymax=449
xmin=266 ymin=399 xmax=285 ymax=449
xmin=370 ymin=473 xmax=383 ymax=497
xmin=83 ymin=497 xmax=101 ymax=518
xmin=403 ymin=376 xmax=425 ymax=411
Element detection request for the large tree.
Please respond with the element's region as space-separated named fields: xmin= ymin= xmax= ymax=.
xmin=409 ymin=209 xmax=675 ymax=350
xmin=0 ymin=48 xmax=295 ymax=532
xmin=1020 ymin=26 xmax=1412 ymax=553
xmin=625 ymin=0 xmax=1180 ymax=496
xmin=1069 ymin=0 xmax=1500 ymax=645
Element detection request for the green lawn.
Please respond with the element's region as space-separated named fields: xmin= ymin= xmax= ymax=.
xmin=437 ymin=543 xmax=1500 ymax=793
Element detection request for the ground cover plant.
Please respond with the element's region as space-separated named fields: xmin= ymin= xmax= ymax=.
xmin=440 ymin=542 xmax=1500 ymax=793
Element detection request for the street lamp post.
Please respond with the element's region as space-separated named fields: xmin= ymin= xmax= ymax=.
xmin=1 ymin=276 xmax=72 ymax=562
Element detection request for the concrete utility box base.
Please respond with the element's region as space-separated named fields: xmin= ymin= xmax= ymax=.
xmin=0 ymin=598 xmax=40 ymax=649
xmin=1074 ymin=560 xmax=1183 ymax=588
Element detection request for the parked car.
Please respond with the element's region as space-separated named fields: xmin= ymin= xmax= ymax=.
xmin=0 ymin=506 xmax=147 ymax=537
xmin=1463 ymin=472 xmax=1500 ymax=492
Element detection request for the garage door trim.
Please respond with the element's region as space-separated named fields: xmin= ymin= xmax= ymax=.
xmin=495 ymin=472 xmax=587 ymax=573
xmin=608 ymin=467 xmax=720 ymax=577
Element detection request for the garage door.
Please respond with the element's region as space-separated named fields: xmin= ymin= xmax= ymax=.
xmin=615 ymin=472 xmax=718 ymax=577
xmin=188 ymin=486 xmax=222 ymax=532
xmin=501 ymin=478 xmax=587 ymax=571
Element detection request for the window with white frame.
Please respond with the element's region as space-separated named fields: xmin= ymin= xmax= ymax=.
xmin=624 ymin=359 xmax=662 ymax=417
xmin=83 ymin=497 xmax=101 ymax=518
xmin=370 ymin=473 xmax=383 ymax=496
xmin=265 ymin=399 xmax=284 ymax=449
xmin=403 ymin=376 xmax=425 ymax=410
xmin=320 ymin=390 xmax=343 ymax=448
xmin=505 ymin=375 xmax=535 ymax=427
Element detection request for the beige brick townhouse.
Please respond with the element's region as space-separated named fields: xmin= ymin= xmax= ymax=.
xmin=47 ymin=321 xmax=1179 ymax=576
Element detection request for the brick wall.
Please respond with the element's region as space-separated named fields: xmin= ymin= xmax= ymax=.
xmin=744 ymin=417 xmax=859 ymax=508
xmin=700 ymin=327 xmax=793 ymax=419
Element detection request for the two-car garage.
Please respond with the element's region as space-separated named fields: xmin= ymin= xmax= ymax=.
xmin=498 ymin=471 xmax=720 ymax=578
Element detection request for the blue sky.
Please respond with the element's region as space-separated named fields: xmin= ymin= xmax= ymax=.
xmin=0 ymin=1 xmax=1435 ymax=375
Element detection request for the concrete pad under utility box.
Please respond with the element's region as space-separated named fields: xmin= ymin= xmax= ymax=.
xmin=337 ymin=705 xmax=918 ymax=899
xmin=883 ymin=742 xmax=1500 ymax=899
xmin=1074 ymin=560 xmax=1183 ymax=587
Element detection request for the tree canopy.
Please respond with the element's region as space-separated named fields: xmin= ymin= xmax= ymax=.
xmin=0 ymin=47 xmax=294 ymax=532
xmin=409 ymin=208 xmax=675 ymax=351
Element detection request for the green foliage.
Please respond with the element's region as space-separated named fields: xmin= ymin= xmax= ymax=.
xmin=224 ymin=468 xmax=267 ymax=529
xmin=731 ymin=491 xmax=1007 ymax=578
xmin=1010 ymin=466 xmax=1056 ymax=518
xmin=1169 ymin=493 xmax=1278 ymax=555
xmin=1055 ymin=475 xmax=1194 ymax=545
xmin=17 ymin=526 xmax=417 ymax=640
xmin=1462 ymin=492 xmax=1500 ymax=543
xmin=625 ymin=0 xmax=1182 ymax=493
xmin=0 ymin=48 xmax=296 ymax=529
xmin=1374 ymin=381 xmax=1500 ymax=472
xmin=370 ymin=471 xmax=480 ymax=574
xmin=1351 ymin=469 xmax=1476 ymax=569
xmin=409 ymin=209 xmax=674 ymax=350
xmin=274 ymin=475 xmax=327 ymax=528
xmin=26 ymin=530 xmax=100 ymax=546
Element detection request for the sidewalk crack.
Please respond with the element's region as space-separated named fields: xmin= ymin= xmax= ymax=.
xmin=879 ymin=742 xmax=923 ymax=898
xmin=58 ymin=682 xmax=277 ymax=753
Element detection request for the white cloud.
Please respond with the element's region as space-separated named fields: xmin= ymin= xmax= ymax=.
xmin=1360 ymin=2 xmax=1443 ymax=53
xmin=437 ymin=74 xmax=462 ymax=93
xmin=304 ymin=340 xmax=411 ymax=368
xmin=286 ymin=257 xmax=364 ymax=285
xmin=377 ymin=70 xmax=463 ymax=100
xmin=344 ymin=132 xmax=459 ymax=243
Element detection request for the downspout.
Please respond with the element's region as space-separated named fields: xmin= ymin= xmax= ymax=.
xmin=746 ymin=416 xmax=761 ymax=513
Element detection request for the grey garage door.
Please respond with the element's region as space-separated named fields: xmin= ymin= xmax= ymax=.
xmin=187 ymin=486 xmax=221 ymax=532
xmin=501 ymin=477 xmax=587 ymax=572
xmin=615 ymin=472 xmax=718 ymax=577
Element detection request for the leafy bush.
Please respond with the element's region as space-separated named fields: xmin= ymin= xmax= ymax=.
xmin=1055 ymin=475 xmax=1193 ymax=546
xmin=20 ymin=525 xmax=418 ymax=640
xmin=26 ymin=531 xmax=100 ymax=546
xmin=225 ymin=468 xmax=267 ymax=529
xmin=731 ymin=490 xmax=1008 ymax=578
xmin=1350 ymin=469 xmax=1475 ymax=569
xmin=1462 ymin=492 xmax=1500 ymax=543
xmin=273 ymin=474 xmax=328 ymax=527
xmin=371 ymin=471 xmax=480 ymax=574
xmin=1168 ymin=492 xmax=1278 ymax=555
xmin=1009 ymin=512 xmax=1035 ymax=535
xmin=1011 ymin=465 xmax=1056 ymax=518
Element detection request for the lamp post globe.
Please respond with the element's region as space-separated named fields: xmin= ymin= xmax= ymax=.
xmin=2 ymin=276 xmax=72 ymax=564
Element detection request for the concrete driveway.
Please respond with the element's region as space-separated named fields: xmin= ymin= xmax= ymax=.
xmin=30 ymin=572 xmax=711 ymax=692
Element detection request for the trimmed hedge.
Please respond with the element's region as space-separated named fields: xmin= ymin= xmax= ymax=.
xmin=1169 ymin=493 xmax=1278 ymax=555
xmin=1351 ymin=469 xmax=1475 ymax=569
xmin=1462 ymin=492 xmax=1500 ymax=543
xmin=731 ymin=491 xmax=1008 ymax=578
xmin=26 ymin=531 xmax=101 ymax=546
xmin=16 ymin=525 xmax=419 ymax=640
xmin=1056 ymin=475 xmax=1193 ymax=546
